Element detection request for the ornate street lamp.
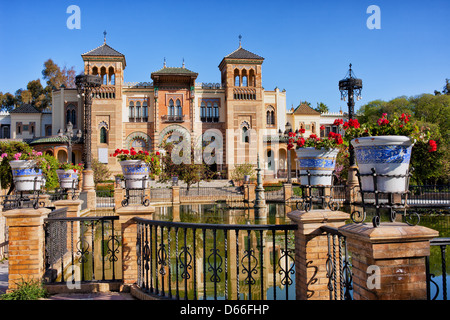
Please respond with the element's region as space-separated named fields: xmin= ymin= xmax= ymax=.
xmin=58 ymin=121 xmax=82 ymax=163
xmin=339 ymin=63 xmax=362 ymax=166
xmin=75 ymin=72 xmax=101 ymax=190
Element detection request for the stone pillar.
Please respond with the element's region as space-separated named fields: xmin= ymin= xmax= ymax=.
xmin=172 ymin=186 xmax=180 ymax=204
xmin=3 ymin=208 xmax=51 ymax=290
xmin=244 ymin=183 xmax=256 ymax=203
xmin=287 ymin=209 xmax=349 ymax=300
xmin=114 ymin=187 xmax=125 ymax=209
xmin=339 ymin=222 xmax=438 ymax=300
xmin=117 ymin=205 xmax=155 ymax=289
xmin=345 ymin=165 xmax=359 ymax=204
xmin=81 ymin=169 xmax=96 ymax=209
xmin=283 ymin=183 xmax=292 ymax=202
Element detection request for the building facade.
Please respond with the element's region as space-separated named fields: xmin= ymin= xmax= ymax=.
xmin=49 ymin=40 xmax=292 ymax=179
xmin=1 ymin=39 xmax=346 ymax=181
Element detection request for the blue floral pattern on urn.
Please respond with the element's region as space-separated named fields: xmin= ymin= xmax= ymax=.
xmin=355 ymin=145 xmax=412 ymax=164
xmin=297 ymin=158 xmax=336 ymax=170
xmin=12 ymin=168 xmax=42 ymax=177
xmin=121 ymin=163 xmax=149 ymax=175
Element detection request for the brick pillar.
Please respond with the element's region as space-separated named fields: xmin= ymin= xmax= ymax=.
xmin=172 ymin=186 xmax=180 ymax=204
xmin=3 ymin=208 xmax=51 ymax=290
xmin=339 ymin=222 xmax=438 ymax=300
xmin=283 ymin=183 xmax=292 ymax=202
xmin=287 ymin=209 xmax=349 ymax=300
xmin=117 ymin=205 xmax=155 ymax=289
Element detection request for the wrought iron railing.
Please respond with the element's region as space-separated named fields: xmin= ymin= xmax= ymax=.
xmin=134 ymin=218 xmax=297 ymax=300
xmin=44 ymin=214 xmax=121 ymax=284
xmin=409 ymin=185 xmax=450 ymax=207
xmin=427 ymin=238 xmax=449 ymax=300
xmin=321 ymin=225 xmax=353 ymax=300
xmin=96 ymin=189 xmax=115 ymax=208
xmin=179 ymin=187 xmax=244 ymax=201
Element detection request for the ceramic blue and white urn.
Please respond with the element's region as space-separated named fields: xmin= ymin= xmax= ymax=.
xmin=295 ymin=148 xmax=339 ymax=186
xmin=120 ymin=160 xmax=150 ymax=189
xmin=351 ymin=135 xmax=413 ymax=193
xmin=56 ymin=169 xmax=79 ymax=189
xmin=10 ymin=160 xmax=45 ymax=191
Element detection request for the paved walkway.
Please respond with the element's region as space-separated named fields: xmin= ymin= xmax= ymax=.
xmin=0 ymin=260 xmax=135 ymax=300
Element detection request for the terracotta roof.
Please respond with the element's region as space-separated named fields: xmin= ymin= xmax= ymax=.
xmin=82 ymin=42 xmax=125 ymax=57
xmin=292 ymin=103 xmax=321 ymax=115
xmin=225 ymin=46 xmax=264 ymax=60
xmin=10 ymin=104 xmax=41 ymax=114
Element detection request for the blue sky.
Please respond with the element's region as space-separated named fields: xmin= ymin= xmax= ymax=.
xmin=0 ymin=0 xmax=449 ymax=113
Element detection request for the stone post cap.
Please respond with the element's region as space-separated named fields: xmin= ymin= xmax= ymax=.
xmin=53 ymin=199 xmax=84 ymax=207
xmin=339 ymin=222 xmax=439 ymax=244
xmin=116 ymin=205 xmax=155 ymax=216
xmin=287 ymin=209 xmax=349 ymax=224
xmin=3 ymin=207 xmax=51 ymax=226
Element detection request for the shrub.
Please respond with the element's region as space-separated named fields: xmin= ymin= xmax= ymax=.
xmin=1 ymin=278 xmax=48 ymax=300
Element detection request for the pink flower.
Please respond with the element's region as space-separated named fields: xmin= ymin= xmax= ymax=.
xmin=1 ymin=153 xmax=7 ymax=158
xmin=13 ymin=153 xmax=22 ymax=160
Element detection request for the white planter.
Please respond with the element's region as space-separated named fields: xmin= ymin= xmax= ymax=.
xmin=10 ymin=160 xmax=45 ymax=192
xmin=57 ymin=169 xmax=79 ymax=189
xmin=119 ymin=160 xmax=150 ymax=189
xmin=351 ymin=136 xmax=413 ymax=193
xmin=295 ymin=148 xmax=339 ymax=186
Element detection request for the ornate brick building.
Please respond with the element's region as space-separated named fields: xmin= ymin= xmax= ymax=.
xmin=49 ymin=38 xmax=291 ymax=179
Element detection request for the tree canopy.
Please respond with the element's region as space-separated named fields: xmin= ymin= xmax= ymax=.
xmin=0 ymin=59 xmax=76 ymax=111
xmin=356 ymin=87 xmax=450 ymax=184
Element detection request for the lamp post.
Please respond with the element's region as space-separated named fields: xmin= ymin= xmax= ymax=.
xmin=339 ymin=64 xmax=363 ymax=203
xmin=75 ymin=73 xmax=101 ymax=192
xmin=339 ymin=63 xmax=362 ymax=167
xmin=58 ymin=121 xmax=82 ymax=163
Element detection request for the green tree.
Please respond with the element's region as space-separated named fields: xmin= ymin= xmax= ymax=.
xmin=159 ymin=141 xmax=212 ymax=191
xmin=92 ymin=158 xmax=111 ymax=185
xmin=231 ymin=163 xmax=256 ymax=186
xmin=356 ymin=93 xmax=450 ymax=184
xmin=42 ymin=59 xmax=76 ymax=89
xmin=314 ymin=102 xmax=329 ymax=113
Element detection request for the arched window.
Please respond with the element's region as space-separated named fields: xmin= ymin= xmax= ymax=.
xmin=234 ymin=76 xmax=240 ymax=87
xmin=242 ymin=69 xmax=248 ymax=87
xmin=176 ymin=99 xmax=182 ymax=116
xmin=108 ymin=67 xmax=115 ymax=85
xmin=201 ymin=101 xmax=206 ymax=120
xmin=242 ymin=126 xmax=249 ymax=143
xmin=66 ymin=104 xmax=76 ymax=126
xmin=129 ymin=101 xmax=135 ymax=122
xmin=213 ymin=102 xmax=219 ymax=121
xmin=100 ymin=67 xmax=107 ymax=85
xmin=92 ymin=66 xmax=98 ymax=76
xmin=168 ymin=99 xmax=174 ymax=116
xmin=207 ymin=102 xmax=212 ymax=119
xmin=143 ymin=101 xmax=148 ymax=121
xmin=136 ymin=101 xmax=141 ymax=121
xmin=100 ymin=127 xmax=108 ymax=144
xmin=249 ymin=69 xmax=255 ymax=87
